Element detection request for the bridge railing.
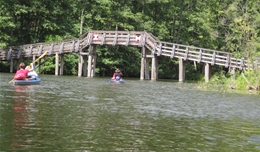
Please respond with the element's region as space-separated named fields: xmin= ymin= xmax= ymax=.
xmin=0 ymin=38 xmax=82 ymax=61
xmin=86 ymin=30 xmax=144 ymax=47
xmin=143 ymin=32 xmax=160 ymax=53
xmin=143 ymin=35 xmax=260 ymax=70
xmin=0 ymin=30 xmax=259 ymax=71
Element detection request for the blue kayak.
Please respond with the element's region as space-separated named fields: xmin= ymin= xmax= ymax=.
xmin=108 ymin=79 xmax=125 ymax=83
xmin=13 ymin=77 xmax=41 ymax=85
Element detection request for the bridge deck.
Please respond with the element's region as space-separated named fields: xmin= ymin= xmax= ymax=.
xmin=0 ymin=30 xmax=259 ymax=70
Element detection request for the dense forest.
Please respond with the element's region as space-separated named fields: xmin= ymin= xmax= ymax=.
xmin=0 ymin=0 xmax=259 ymax=90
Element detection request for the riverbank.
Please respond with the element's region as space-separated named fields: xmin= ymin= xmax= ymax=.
xmin=197 ymin=71 xmax=259 ymax=95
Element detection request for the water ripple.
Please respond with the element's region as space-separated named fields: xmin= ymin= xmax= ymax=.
xmin=0 ymin=74 xmax=259 ymax=151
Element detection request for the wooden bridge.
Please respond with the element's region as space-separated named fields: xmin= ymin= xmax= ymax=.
xmin=0 ymin=30 xmax=259 ymax=82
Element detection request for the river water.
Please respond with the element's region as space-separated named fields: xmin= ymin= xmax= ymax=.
xmin=0 ymin=73 xmax=259 ymax=152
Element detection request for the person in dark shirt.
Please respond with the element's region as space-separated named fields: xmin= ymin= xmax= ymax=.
xmin=112 ymin=68 xmax=123 ymax=80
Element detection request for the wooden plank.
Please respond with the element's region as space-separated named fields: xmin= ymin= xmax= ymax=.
xmin=38 ymin=44 xmax=43 ymax=56
xmin=113 ymin=33 xmax=118 ymax=46
xmin=239 ymin=58 xmax=245 ymax=70
xmin=101 ymin=33 xmax=106 ymax=45
xmin=7 ymin=47 xmax=12 ymax=60
xmin=17 ymin=48 xmax=22 ymax=59
xmin=141 ymin=34 xmax=146 ymax=47
xmin=75 ymin=41 xmax=80 ymax=52
xmin=0 ymin=30 xmax=258 ymax=70
xmin=70 ymin=40 xmax=75 ymax=52
xmin=184 ymin=47 xmax=188 ymax=60
xmin=170 ymin=45 xmax=176 ymax=58
xmin=29 ymin=45 xmax=33 ymax=57
xmin=146 ymin=55 xmax=155 ymax=58
xmin=49 ymin=43 xmax=54 ymax=55
xmin=157 ymin=43 xmax=162 ymax=56
xmin=59 ymin=42 xmax=64 ymax=54
xmin=211 ymin=52 xmax=216 ymax=65
xmin=125 ymin=33 xmax=130 ymax=46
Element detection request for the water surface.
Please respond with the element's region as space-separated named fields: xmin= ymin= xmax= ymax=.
xmin=0 ymin=73 xmax=259 ymax=151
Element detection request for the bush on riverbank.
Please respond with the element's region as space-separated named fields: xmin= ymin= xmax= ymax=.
xmin=0 ymin=62 xmax=11 ymax=72
xmin=198 ymin=70 xmax=259 ymax=94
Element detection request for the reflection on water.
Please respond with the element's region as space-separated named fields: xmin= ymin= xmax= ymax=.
xmin=0 ymin=73 xmax=260 ymax=151
xmin=12 ymin=85 xmax=28 ymax=148
xmin=11 ymin=85 xmax=39 ymax=149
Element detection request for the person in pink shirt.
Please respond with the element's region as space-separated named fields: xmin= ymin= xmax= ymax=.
xmin=14 ymin=62 xmax=30 ymax=80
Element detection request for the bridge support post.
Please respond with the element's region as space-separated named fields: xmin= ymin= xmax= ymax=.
xmin=145 ymin=58 xmax=150 ymax=80
xmin=32 ymin=55 xmax=35 ymax=65
xmin=91 ymin=45 xmax=97 ymax=77
xmin=140 ymin=47 xmax=150 ymax=80
xmin=140 ymin=57 xmax=145 ymax=80
xmin=87 ymin=45 xmax=97 ymax=77
xmin=60 ymin=54 xmax=64 ymax=75
xmin=179 ymin=58 xmax=185 ymax=82
xmin=78 ymin=55 xmax=83 ymax=76
xmin=9 ymin=58 xmax=13 ymax=73
xmin=87 ymin=55 xmax=92 ymax=77
xmin=87 ymin=46 xmax=92 ymax=77
xmin=83 ymin=55 xmax=88 ymax=77
xmin=205 ymin=63 xmax=212 ymax=82
xmin=140 ymin=47 xmax=145 ymax=80
xmin=55 ymin=52 xmax=59 ymax=76
xmin=151 ymin=54 xmax=158 ymax=80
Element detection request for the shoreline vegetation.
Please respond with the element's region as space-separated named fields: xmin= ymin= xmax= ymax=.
xmin=198 ymin=70 xmax=259 ymax=95
xmin=0 ymin=69 xmax=258 ymax=95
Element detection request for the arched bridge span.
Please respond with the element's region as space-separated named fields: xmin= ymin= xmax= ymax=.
xmin=0 ymin=30 xmax=258 ymax=81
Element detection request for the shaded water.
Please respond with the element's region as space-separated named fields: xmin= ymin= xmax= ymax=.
xmin=0 ymin=73 xmax=260 ymax=151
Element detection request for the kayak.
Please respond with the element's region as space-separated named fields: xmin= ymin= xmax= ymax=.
xmin=108 ymin=79 xmax=125 ymax=83
xmin=13 ymin=77 xmax=41 ymax=85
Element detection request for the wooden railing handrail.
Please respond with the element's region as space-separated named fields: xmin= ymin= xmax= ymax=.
xmin=0 ymin=30 xmax=259 ymax=70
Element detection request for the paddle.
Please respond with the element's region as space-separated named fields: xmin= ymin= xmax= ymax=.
xmin=9 ymin=51 xmax=48 ymax=83
xmin=31 ymin=51 xmax=48 ymax=64
xmin=34 ymin=57 xmax=50 ymax=70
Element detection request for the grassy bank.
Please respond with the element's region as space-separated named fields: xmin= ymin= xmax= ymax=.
xmin=198 ymin=70 xmax=259 ymax=95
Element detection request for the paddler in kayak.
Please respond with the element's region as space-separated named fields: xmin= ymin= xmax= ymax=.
xmin=14 ymin=62 xmax=30 ymax=80
xmin=111 ymin=68 xmax=123 ymax=80
xmin=25 ymin=63 xmax=38 ymax=80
